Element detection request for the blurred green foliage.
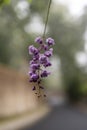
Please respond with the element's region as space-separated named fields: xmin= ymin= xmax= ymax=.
xmin=67 ymin=78 xmax=82 ymax=102
xmin=81 ymin=83 xmax=87 ymax=96
xmin=0 ymin=0 xmax=10 ymax=7
xmin=27 ymin=0 xmax=32 ymax=3
xmin=48 ymin=5 xmax=87 ymax=101
xmin=0 ymin=0 xmax=32 ymax=7
xmin=30 ymin=0 xmax=47 ymax=14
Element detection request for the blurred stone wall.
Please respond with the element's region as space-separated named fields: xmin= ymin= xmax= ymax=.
xmin=0 ymin=65 xmax=39 ymax=117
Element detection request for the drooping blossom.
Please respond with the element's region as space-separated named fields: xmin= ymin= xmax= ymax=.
xmin=28 ymin=36 xmax=55 ymax=97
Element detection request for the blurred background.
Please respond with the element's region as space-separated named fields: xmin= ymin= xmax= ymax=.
xmin=0 ymin=0 xmax=87 ymax=130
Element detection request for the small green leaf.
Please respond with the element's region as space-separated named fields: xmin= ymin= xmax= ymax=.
xmin=27 ymin=0 xmax=32 ymax=3
xmin=4 ymin=0 xmax=11 ymax=4
xmin=0 ymin=0 xmax=10 ymax=6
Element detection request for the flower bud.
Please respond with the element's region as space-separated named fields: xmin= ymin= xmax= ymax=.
xmin=35 ymin=36 xmax=43 ymax=44
xmin=46 ymin=37 xmax=55 ymax=46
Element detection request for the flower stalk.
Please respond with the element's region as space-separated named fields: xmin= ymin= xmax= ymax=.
xmin=43 ymin=0 xmax=52 ymax=39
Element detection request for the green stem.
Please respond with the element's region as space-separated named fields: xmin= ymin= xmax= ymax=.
xmin=43 ymin=0 xmax=52 ymax=39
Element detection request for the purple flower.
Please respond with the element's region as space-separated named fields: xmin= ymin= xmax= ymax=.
xmin=44 ymin=48 xmax=53 ymax=57
xmin=30 ymin=73 xmax=39 ymax=82
xmin=35 ymin=36 xmax=43 ymax=44
xmin=39 ymin=55 xmax=47 ymax=64
xmin=28 ymin=70 xmax=36 ymax=76
xmin=33 ymin=54 xmax=39 ymax=61
xmin=28 ymin=45 xmax=39 ymax=55
xmin=44 ymin=61 xmax=52 ymax=67
xmin=29 ymin=71 xmax=33 ymax=76
xmin=41 ymin=70 xmax=50 ymax=77
xmin=28 ymin=36 xmax=55 ymax=97
xmin=46 ymin=37 xmax=55 ymax=46
xmin=32 ymin=86 xmax=36 ymax=90
xmin=30 ymin=60 xmax=36 ymax=65
xmin=30 ymin=64 xmax=40 ymax=70
xmin=43 ymin=44 xmax=49 ymax=51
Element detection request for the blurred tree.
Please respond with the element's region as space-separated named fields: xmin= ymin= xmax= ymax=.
xmin=0 ymin=0 xmax=48 ymax=68
xmin=0 ymin=1 xmax=30 ymax=67
xmin=49 ymin=7 xmax=83 ymax=83
xmin=48 ymin=4 xmax=86 ymax=102
xmin=80 ymin=6 xmax=87 ymax=33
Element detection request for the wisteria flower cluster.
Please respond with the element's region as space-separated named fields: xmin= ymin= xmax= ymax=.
xmin=28 ymin=36 xmax=55 ymax=97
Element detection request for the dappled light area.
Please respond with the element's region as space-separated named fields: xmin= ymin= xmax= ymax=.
xmin=0 ymin=0 xmax=87 ymax=130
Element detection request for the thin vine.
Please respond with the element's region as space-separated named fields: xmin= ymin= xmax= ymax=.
xmin=43 ymin=0 xmax=52 ymax=39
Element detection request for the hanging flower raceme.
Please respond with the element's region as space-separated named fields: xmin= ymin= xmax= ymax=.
xmin=28 ymin=36 xmax=55 ymax=97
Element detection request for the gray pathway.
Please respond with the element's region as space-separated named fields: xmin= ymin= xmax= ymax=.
xmin=21 ymin=105 xmax=87 ymax=130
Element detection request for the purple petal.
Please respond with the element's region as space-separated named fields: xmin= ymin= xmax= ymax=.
xmin=32 ymin=86 xmax=36 ymax=90
xmin=35 ymin=36 xmax=43 ymax=44
xmin=41 ymin=70 xmax=51 ymax=77
xmin=46 ymin=37 xmax=55 ymax=46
